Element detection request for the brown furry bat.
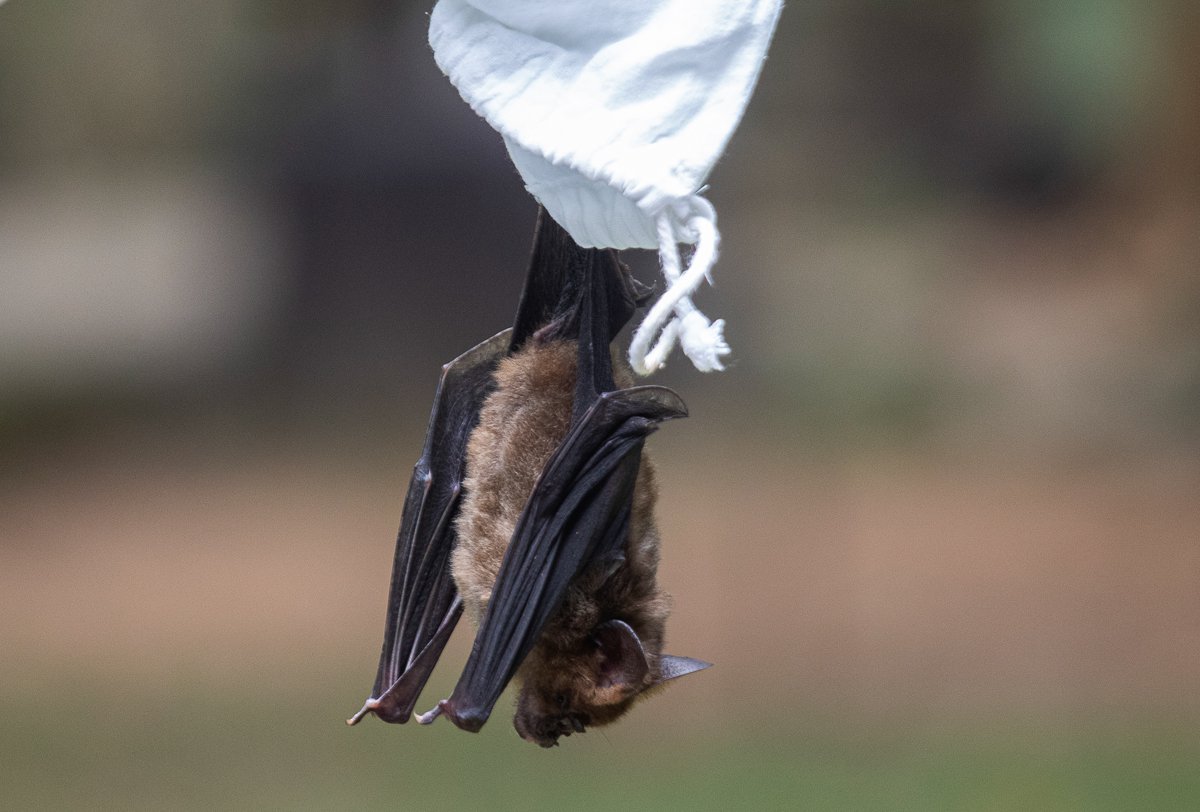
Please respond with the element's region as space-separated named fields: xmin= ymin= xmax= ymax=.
xmin=453 ymin=340 xmax=685 ymax=745
xmin=348 ymin=211 xmax=708 ymax=746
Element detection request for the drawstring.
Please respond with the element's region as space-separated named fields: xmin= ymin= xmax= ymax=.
xmin=628 ymin=195 xmax=730 ymax=375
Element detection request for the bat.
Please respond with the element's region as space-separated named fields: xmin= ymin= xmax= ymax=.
xmin=348 ymin=209 xmax=710 ymax=746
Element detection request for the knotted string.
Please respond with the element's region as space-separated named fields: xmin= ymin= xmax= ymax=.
xmin=628 ymin=195 xmax=730 ymax=375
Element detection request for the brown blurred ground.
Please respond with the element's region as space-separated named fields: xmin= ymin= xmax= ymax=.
xmin=4 ymin=424 xmax=1198 ymax=722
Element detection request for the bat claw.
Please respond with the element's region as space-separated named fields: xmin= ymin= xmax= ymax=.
xmin=346 ymin=698 xmax=380 ymax=726
xmin=415 ymin=702 xmax=445 ymax=725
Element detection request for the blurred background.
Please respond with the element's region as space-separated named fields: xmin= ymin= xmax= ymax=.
xmin=3 ymin=1 xmax=1199 ymax=808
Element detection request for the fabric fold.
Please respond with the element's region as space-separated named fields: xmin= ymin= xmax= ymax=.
xmin=429 ymin=0 xmax=783 ymax=373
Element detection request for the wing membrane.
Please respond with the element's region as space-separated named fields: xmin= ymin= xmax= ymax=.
xmin=348 ymin=329 xmax=509 ymax=725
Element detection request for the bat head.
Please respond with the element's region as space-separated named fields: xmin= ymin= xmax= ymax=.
xmin=513 ymin=619 xmax=710 ymax=747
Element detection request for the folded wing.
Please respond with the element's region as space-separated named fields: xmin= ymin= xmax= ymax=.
xmin=348 ymin=330 xmax=509 ymax=725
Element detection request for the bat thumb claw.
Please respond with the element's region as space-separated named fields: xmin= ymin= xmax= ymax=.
xmin=346 ymin=699 xmax=378 ymax=726
xmin=415 ymin=703 xmax=445 ymax=725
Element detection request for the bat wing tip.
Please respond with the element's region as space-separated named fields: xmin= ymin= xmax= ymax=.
xmin=438 ymin=699 xmax=488 ymax=733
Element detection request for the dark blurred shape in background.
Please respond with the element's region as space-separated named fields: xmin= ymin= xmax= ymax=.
xmin=2 ymin=2 xmax=1199 ymax=808
xmin=2 ymin=0 xmax=1198 ymax=446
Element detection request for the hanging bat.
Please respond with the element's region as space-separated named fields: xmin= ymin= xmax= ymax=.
xmin=347 ymin=210 xmax=710 ymax=746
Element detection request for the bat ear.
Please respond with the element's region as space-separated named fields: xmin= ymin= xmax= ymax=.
xmin=656 ymin=655 xmax=713 ymax=684
xmin=592 ymin=619 xmax=651 ymax=694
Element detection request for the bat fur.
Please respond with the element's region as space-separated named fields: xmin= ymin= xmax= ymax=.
xmin=453 ymin=338 xmax=672 ymax=746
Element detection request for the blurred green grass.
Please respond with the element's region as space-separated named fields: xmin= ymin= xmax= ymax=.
xmin=6 ymin=676 xmax=1198 ymax=811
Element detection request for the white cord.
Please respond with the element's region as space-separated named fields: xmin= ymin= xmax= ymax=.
xmin=628 ymin=195 xmax=730 ymax=375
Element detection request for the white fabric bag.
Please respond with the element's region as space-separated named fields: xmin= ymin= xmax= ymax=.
xmin=430 ymin=0 xmax=783 ymax=374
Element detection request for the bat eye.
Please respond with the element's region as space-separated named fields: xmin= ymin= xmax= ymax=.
xmin=554 ymin=693 xmax=569 ymax=710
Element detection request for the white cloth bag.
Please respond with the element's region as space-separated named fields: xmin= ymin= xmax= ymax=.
xmin=430 ymin=0 xmax=783 ymax=373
